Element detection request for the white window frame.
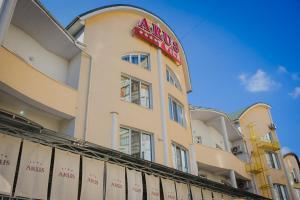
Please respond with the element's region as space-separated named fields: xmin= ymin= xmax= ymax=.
xmin=273 ymin=184 xmax=288 ymax=200
xmin=266 ymin=151 xmax=281 ymax=169
xmin=172 ymin=143 xmax=189 ymax=173
xmin=121 ymin=75 xmax=152 ymax=109
xmin=121 ymin=53 xmax=151 ymax=70
xmin=119 ymin=127 xmax=154 ymax=161
xmin=168 ymin=95 xmax=186 ymax=127
xmin=166 ymin=66 xmax=182 ymax=91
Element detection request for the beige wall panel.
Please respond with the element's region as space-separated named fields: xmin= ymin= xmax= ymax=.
xmin=50 ymin=149 xmax=80 ymax=200
xmin=80 ymin=157 xmax=104 ymax=200
xmin=15 ymin=141 xmax=51 ymax=199
xmin=105 ymin=163 xmax=126 ymax=200
xmin=0 ymin=133 xmax=21 ymax=195
xmin=145 ymin=174 xmax=160 ymax=200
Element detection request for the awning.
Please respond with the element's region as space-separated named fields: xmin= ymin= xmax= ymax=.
xmin=80 ymin=156 xmax=104 ymax=200
xmin=161 ymin=178 xmax=176 ymax=200
xmin=145 ymin=174 xmax=160 ymax=200
xmin=0 ymin=133 xmax=21 ymax=195
xmin=105 ymin=163 xmax=126 ymax=200
xmin=191 ymin=185 xmax=203 ymax=200
xmin=50 ymin=148 xmax=80 ymax=200
xmin=175 ymin=182 xmax=189 ymax=200
xmin=202 ymin=188 xmax=213 ymax=200
xmin=126 ymin=168 xmax=143 ymax=200
xmin=15 ymin=140 xmax=51 ymax=199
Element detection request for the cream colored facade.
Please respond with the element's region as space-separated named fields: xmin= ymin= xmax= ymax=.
xmin=230 ymin=103 xmax=296 ymax=200
xmin=0 ymin=1 xmax=297 ymax=199
xmin=284 ymin=153 xmax=300 ymax=199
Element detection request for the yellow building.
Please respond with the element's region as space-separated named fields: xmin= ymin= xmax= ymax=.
xmin=229 ymin=103 xmax=296 ymax=200
xmin=0 ymin=0 xmax=294 ymax=199
xmin=283 ymin=153 xmax=300 ymax=199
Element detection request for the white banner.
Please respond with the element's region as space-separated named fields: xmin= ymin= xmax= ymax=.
xmin=15 ymin=140 xmax=51 ymax=199
xmin=126 ymin=169 xmax=143 ymax=200
xmin=80 ymin=157 xmax=104 ymax=200
xmin=175 ymin=182 xmax=189 ymax=200
xmin=50 ymin=148 xmax=80 ymax=200
xmin=202 ymin=188 xmax=212 ymax=200
xmin=161 ymin=178 xmax=176 ymax=200
xmin=213 ymin=192 xmax=222 ymax=200
xmin=105 ymin=163 xmax=126 ymax=200
xmin=145 ymin=174 xmax=160 ymax=200
xmin=191 ymin=185 xmax=203 ymax=200
xmin=0 ymin=133 xmax=21 ymax=195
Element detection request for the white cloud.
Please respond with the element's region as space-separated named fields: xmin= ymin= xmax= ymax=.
xmin=281 ymin=146 xmax=292 ymax=155
xmin=277 ymin=66 xmax=288 ymax=74
xmin=289 ymin=87 xmax=300 ymax=99
xmin=291 ymin=73 xmax=300 ymax=81
xmin=238 ymin=69 xmax=278 ymax=92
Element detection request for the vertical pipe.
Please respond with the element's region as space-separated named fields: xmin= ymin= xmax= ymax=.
xmin=229 ymin=170 xmax=238 ymax=188
xmin=0 ymin=0 xmax=17 ymax=44
xmin=157 ymin=46 xmax=169 ymax=166
xmin=220 ymin=116 xmax=231 ymax=152
xmin=189 ymin=144 xmax=198 ymax=176
xmin=111 ymin=111 xmax=119 ymax=150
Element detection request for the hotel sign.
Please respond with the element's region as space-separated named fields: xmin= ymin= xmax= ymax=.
xmin=132 ymin=18 xmax=181 ymax=65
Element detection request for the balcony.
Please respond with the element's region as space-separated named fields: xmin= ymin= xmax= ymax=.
xmin=194 ymin=144 xmax=250 ymax=180
xmin=257 ymin=140 xmax=280 ymax=151
xmin=0 ymin=47 xmax=78 ymax=118
xmin=246 ymin=162 xmax=263 ymax=174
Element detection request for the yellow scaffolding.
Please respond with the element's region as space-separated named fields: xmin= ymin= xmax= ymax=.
xmin=245 ymin=123 xmax=280 ymax=199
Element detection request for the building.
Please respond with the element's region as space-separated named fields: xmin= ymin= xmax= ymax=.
xmin=229 ymin=103 xmax=296 ymax=200
xmin=190 ymin=106 xmax=252 ymax=191
xmin=283 ymin=152 xmax=300 ymax=199
xmin=0 ymin=0 xmax=292 ymax=200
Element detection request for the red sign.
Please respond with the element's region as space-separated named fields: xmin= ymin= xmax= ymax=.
xmin=132 ymin=18 xmax=181 ymax=65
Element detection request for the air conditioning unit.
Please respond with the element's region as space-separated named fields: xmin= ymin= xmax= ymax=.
xmin=269 ymin=123 xmax=276 ymax=130
xmin=231 ymin=145 xmax=243 ymax=155
xmin=238 ymin=181 xmax=251 ymax=190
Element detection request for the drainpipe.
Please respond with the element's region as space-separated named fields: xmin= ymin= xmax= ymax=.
xmin=110 ymin=111 xmax=119 ymax=150
xmin=189 ymin=144 xmax=198 ymax=176
xmin=220 ymin=116 xmax=238 ymax=188
xmin=157 ymin=45 xmax=169 ymax=166
xmin=267 ymin=175 xmax=276 ymax=199
xmin=0 ymin=0 xmax=17 ymax=44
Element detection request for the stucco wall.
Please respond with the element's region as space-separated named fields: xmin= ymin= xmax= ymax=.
xmin=3 ymin=24 xmax=69 ymax=84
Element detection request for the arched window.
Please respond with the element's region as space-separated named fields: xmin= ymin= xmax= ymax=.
xmin=121 ymin=53 xmax=150 ymax=70
xmin=166 ymin=66 xmax=182 ymax=91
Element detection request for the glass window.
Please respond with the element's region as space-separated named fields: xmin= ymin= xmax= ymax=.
xmin=131 ymin=79 xmax=140 ymax=105
xmin=273 ymin=184 xmax=288 ymax=200
xmin=265 ymin=152 xmax=281 ymax=169
xmin=121 ymin=53 xmax=150 ymax=70
xmin=166 ymin=67 xmax=182 ymax=91
xmin=121 ymin=76 xmax=130 ymax=102
xmin=141 ymin=134 xmax=152 ymax=161
xmin=140 ymin=54 xmax=150 ymax=69
xmin=172 ymin=143 xmax=188 ymax=173
xmin=119 ymin=127 xmax=153 ymax=161
xmin=120 ymin=128 xmax=130 ymax=154
xmin=261 ymin=132 xmax=273 ymax=142
xmin=131 ymin=55 xmax=139 ymax=64
xmin=120 ymin=75 xmax=151 ymax=108
xmin=168 ymin=96 xmax=185 ymax=127
xmin=140 ymin=83 xmax=150 ymax=108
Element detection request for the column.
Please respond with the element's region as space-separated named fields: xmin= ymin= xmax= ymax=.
xmin=220 ymin=116 xmax=237 ymax=188
xmin=267 ymin=175 xmax=276 ymax=200
xmin=111 ymin=111 xmax=119 ymax=150
xmin=278 ymin=152 xmax=297 ymax=200
xmin=0 ymin=0 xmax=17 ymax=44
xmin=220 ymin=116 xmax=231 ymax=152
xmin=189 ymin=144 xmax=198 ymax=176
xmin=157 ymin=45 xmax=169 ymax=166
xmin=229 ymin=170 xmax=237 ymax=188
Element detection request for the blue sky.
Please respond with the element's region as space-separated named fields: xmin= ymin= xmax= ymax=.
xmin=41 ymin=0 xmax=300 ymax=156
